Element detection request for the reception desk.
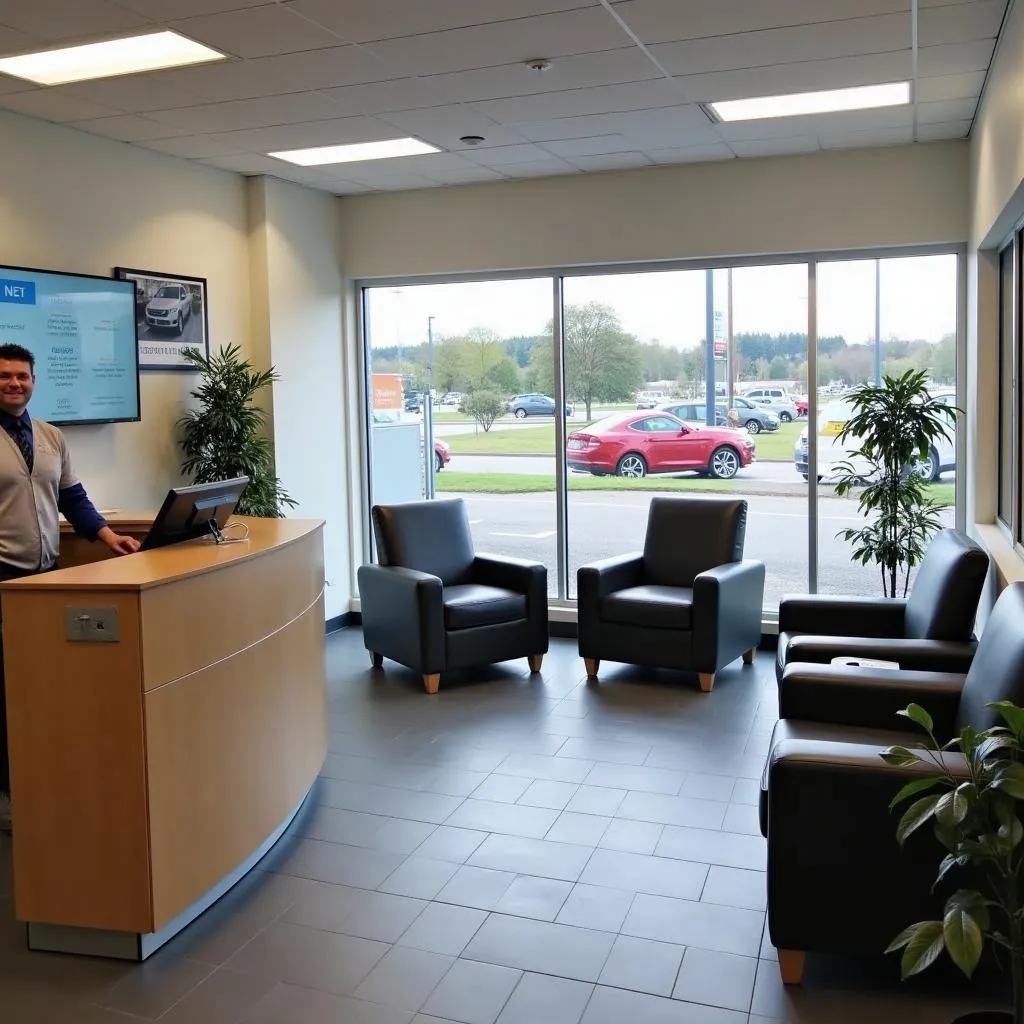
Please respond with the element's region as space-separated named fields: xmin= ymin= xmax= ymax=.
xmin=3 ymin=516 xmax=327 ymax=960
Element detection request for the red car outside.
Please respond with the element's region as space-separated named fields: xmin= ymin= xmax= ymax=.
xmin=434 ymin=439 xmax=450 ymax=472
xmin=567 ymin=411 xmax=755 ymax=480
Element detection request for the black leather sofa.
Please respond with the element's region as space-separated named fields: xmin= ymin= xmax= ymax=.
xmin=760 ymin=582 xmax=1024 ymax=985
xmin=577 ymin=496 xmax=765 ymax=691
xmin=357 ymin=498 xmax=548 ymax=693
xmin=776 ymin=528 xmax=989 ymax=685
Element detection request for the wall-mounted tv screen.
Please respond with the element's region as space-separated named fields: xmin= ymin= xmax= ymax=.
xmin=0 ymin=264 xmax=140 ymax=426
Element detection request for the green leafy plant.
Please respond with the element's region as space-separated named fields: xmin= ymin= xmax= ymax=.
xmin=884 ymin=701 xmax=1024 ymax=1022
xmin=463 ymin=389 xmax=506 ymax=433
xmin=834 ymin=370 xmax=956 ymax=597
xmin=178 ymin=344 xmax=296 ymax=518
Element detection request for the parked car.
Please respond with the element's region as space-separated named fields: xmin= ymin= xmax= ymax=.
xmin=721 ymin=396 xmax=780 ymax=434
xmin=744 ymin=392 xmax=798 ymax=423
xmin=145 ymin=283 xmax=191 ymax=335
xmin=635 ymin=390 xmax=667 ymax=409
xmin=509 ymin=393 xmax=573 ymax=418
xmin=793 ymin=391 xmax=956 ymax=482
xmin=657 ymin=400 xmax=728 ymax=427
xmin=403 ymin=393 xmax=421 ymax=412
xmin=433 ymin=438 xmax=450 ymax=472
xmin=567 ymin=411 xmax=755 ymax=480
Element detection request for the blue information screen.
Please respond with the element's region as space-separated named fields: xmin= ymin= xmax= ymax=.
xmin=0 ymin=266 xmax=140 ymax=425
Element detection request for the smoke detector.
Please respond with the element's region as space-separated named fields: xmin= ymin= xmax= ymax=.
xmin=524 ymin=58 xmax=552 ymax=72
xmin=459 ymin=134 xmax=486 ymax=146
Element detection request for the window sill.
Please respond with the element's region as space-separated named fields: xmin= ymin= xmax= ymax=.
xmin=973 ymin=522 xmax=1024 ymax=586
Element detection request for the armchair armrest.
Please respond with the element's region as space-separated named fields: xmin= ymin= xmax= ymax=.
xmin=784 ymin=635 xmax=977 ymax=675
xmin=778 ymin=594 xmax=906 ymax=637
xmin=779 ymin=662 xmax=964 ymax=741
xmin=577 ymin=553 xmax=643 ymax=657
xmin=765 ymin=738 xmax=967 ymax=957
xmin=473 ymin=553 xmax=548 ymax=655
xmin=691 ymin=560 xmax=765 ymax=672
xmin=356 ymin=564 xmax=445 ymax=673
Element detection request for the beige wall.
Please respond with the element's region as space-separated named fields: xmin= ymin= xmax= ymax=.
xmin=247 ymin=177 xmax=351 ymax=617
xmin=340 ymin=141 xmax=970 ymax=279
xmin=0 ymin=108 xmax=250 ymax=511
xmin=968 ymin=0 xmax=1024 ymax=592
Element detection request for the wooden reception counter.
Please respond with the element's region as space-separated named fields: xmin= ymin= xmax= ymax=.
xmin=3 ymin=516 xmax=327 ymax=960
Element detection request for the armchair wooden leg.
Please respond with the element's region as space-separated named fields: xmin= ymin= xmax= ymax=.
xmin=778 ymin=950 xmax=806 ymax=985
xmin=698 ymin=672 xmax=715 ymax=692
xmin=742 ymin=647 xmax=755 ymax=665
xmin=584 ymin=657 xmax=600 ymax=679
xmin=528 ymin=654 xmax=544 ymax=673
xmin=370 ymin=651 xmax=383 ymax=668
xmin=423 ymin=673 xmax=440 ymax=695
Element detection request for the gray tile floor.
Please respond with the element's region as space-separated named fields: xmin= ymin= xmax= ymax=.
xmin=0 ymin=632 xmax=1003 ymax=1023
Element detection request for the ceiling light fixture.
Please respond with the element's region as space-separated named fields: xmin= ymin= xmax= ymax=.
xmin=707 ymin=81 xmax=911 ymax=122
xmin=0 ymin=30 xmax=226 ymax=85
xmin=269 ymin=138 xmax=440 ymax=166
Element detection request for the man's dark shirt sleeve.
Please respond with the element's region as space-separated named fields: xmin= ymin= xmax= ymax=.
xmin=58 ymin=483 xmax=107 ymax=540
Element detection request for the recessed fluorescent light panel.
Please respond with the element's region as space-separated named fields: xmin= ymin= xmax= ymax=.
xmin=269 ymin=138 xmax=441 ymax=166
xmin=708 ymin=82 xmax=911 ymax=122
xmin=0 ymin=31 xmax=226 ymax=86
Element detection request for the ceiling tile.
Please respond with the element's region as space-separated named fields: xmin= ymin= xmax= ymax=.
xmin=918 ymin=0 xmax=1007 ymax=47
xmin=374 ymin=105 xmax=528 ymax=149
xmin=0 ymin=24 xmax=41 ymax=57
xmin=0 ymin=90 xmax=121 ymax=122
xmin=319 ymin=78 xmax=453 ymax=116
xmin=154 ymin=46 xmax=397 ymax=102
xmin=644 ymin=142 xmax=736 ymax=162
xmin=139 ymin=134 xmax=247 ymax=158
xmin=915 ymin=118 xmax=972 ymax=140
xmin=512 ymin=105 xmax=718 ymax=145
xmin=70 ymin=113 xmax=189 ymax=141
xmin=818 ymin=124 xmax=914 ymax=149
xmin=498 ymin=159 xmax=579 ymax=177
xmin=169 ymin=5 xmax=340 ymax=59
xmin=290 ymin=0 xmax=600 ymax=43
xmin=466 ymin=143 xmax=561 ymax=166
xmin=729 ymin=134 xmax=820 ymax=157
xmin=914 ymin=69 xmax=986 ymax=102
xmin=918 ymin=39 xmax=997 ymax=77
xmin=383 ymin=151 xmax=482 ymax=173
xmin=916 ymin=96 xmax=978 ymax=124
xmin=421 ymin=48 xmax=658 ymax=104
xmin=324 ymin=179 xmax=379 ymax=193
xmin=116 ymin=0 xmax=278 ymax=17
xmin=650 ymin=13 xmax=910 ymax=77
xmin=474 ymin=79 xmax=689 ymax=123
xmin=568 ymin=152 xmax=653 ymax=171
xmin=206 ymin=115 xmax=400 ymax=151
xmin=0 ymin=0 xmax=149 ymax=42
xmin=678 ymin=50 xmax=912 ymax=103
xmin=143 ymin=91 xmax=346 ymax=132
xmin=428 ymin=165 xmax=508 ymax=184
xmin=611 ymin=0 xmax=910 ymax=45
xmin=543 ymin=133 xmax=635 ymax=156
xmin=202 ymin=153 xmax=286 ymax=173
xmin=361 ymin=8 xmax=629 ymax=77
xmin=58 ymin=75 xmax=209 ymax=114
xmin=338 ymin=170 xmax=445 ymax=189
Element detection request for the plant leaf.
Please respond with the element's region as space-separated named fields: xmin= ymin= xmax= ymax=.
xmin=890 ymin=775 xmax=943 ymax=810
xmin=897 ymin=703 xmax=934 ymax=735
xmin=934 ymin=852 xmax=970 ymax=886
xmin=943 ymin=891 xmax=989 ymax=977
xmin=889 ymin=921 xmax=946 ymax=978
xmin=935 ymin=788 xmax=969 ymax=827
xmin=991 ymin=763 xmax=1024 ymax=800
xmin=882 ymin=745 xmax=923 ymax=768
xmin=989 ymin=701 xmax=1024 ymax=738
xmin=897 ymin=794 xmax=943 ymax=844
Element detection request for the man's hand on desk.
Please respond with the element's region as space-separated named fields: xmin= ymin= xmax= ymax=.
xmin=97 ymin=526 xmax=141 ymax=555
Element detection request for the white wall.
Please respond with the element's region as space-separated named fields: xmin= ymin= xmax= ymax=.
xmin=0 ymin=108 xmax=250 ymax=510
xmin=340 ymin=142 xmax=969 ymax=279
xmin=968 ymin=0 xmax=1024 ymax=591
xmin=247 ymin=177 xmax=351 ymax=617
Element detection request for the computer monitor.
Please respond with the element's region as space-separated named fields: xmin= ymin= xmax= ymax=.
xmin=140 ymin=476 xmax=249 ymax=551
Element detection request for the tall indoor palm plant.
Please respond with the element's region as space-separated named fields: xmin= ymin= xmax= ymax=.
xmin=834 ymin=370 xmax=955 ymax=598
xmin=178 ymin=344 xmax=296 ymax=518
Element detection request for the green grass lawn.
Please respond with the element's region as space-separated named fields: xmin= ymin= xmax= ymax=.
xmin=444 ymin=418 xmax=806 ymax=460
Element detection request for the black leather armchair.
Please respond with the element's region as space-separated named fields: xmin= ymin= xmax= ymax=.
xmin=577 ymin=496 xmax=765 ymax=692
xmin=760 ymin=582 xmax=1024 ymax=986
xmin=357 ymin=499 xmax=548 ymax=694
xmin=776 ymin=528 xmax=989 ymax=684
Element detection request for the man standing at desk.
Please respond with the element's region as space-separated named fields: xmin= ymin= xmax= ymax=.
xmin=0 ymin=343 xmax=141 ymax=833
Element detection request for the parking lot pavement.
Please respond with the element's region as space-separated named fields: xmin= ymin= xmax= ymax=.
xmin=454 ymin=489 xmax=954 ymax=605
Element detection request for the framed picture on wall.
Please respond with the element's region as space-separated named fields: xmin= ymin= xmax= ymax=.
xmin=115 ymin=267 xmax=209 ymax=371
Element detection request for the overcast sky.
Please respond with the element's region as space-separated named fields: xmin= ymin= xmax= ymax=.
xmin=366 ymin=254 xmax=957 ymax=352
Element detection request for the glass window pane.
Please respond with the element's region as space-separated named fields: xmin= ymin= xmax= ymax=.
xmin=999 ymin=243 xmax=1014 ymax=528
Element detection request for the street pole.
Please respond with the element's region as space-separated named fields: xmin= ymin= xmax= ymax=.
xmin=423 ymin=316 xmax=435 ymax=499
xmin=704 ymin=269 xmax=715 ymax=426
xmin=874 ymin=259 xmax=882 ymax=385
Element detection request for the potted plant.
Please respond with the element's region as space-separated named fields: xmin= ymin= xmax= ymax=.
xmin=834 ymin=370 xmax=955 ymax=597
xmin=178 ymin=344 xmax=296 ymax=518
xmin=884 ymin=701 xmax=1024 ymax=1023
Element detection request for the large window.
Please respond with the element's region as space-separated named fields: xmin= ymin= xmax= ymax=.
xmin=999 ymin=241 xmax=1016 ymax=534
xmin=361 ymin=249 xmax=961 ymax=614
